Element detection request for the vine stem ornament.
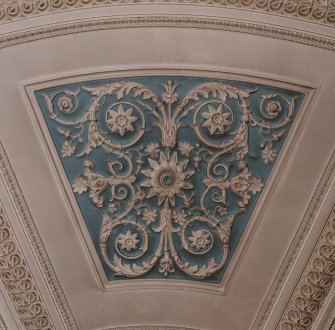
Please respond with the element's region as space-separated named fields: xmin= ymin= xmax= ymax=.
xmin=42 ymin=79 xmax=298 ymax=280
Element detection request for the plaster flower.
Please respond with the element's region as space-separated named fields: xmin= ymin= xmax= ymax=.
xmin=117 ymin=231 xmax=140 ymax=252
xmin=144 ymin=143 xmax=160 ymax=157
xmin=262 ymin=145 xmax=277 ymax=164
xmin=108 ymin=203 xmax=118 ymax=213
xmin=61 ymin=141 xmax=75 ymax=157
xmin=135 ymin=188 xmax=146 ymax=201
xmin=72 ymin=177 xmax=88 ymax=194
xmin=143 ymin=208 xmax=157 ymax=224
xmin=58 ymin=96 xmax=73 ymax=113
xmin=178 ymin=141 xmax=193 ymax=157
xmin=106 ymin=104 xmax=137 ymax=136
xmin=201 ymin=104 xmax=231 ymax=135
xmin=141 ymin=152 xmax=194 ymax=206
xmin=217 ymin=206 xmax=227 ymax=216
xmin=188 ymin=230 xmax=211 ymax=251
xmin=266 ymin=100 xmax=281 ymax=118
xmin=249 ymin=177 xmax=264 ymax=194
xmin=173 ymin=210 xmax=187 ymax=224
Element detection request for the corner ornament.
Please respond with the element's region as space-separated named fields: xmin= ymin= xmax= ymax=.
xmin=41 ymin=78 xmax=299 ymax=280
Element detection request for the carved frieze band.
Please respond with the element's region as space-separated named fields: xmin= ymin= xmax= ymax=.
xmin=108 ymin=326 xmax=199 ymax=330
xmin=0 ymin=206 xmax=55 ymax=329
xmin=0 ymin=142 xmax=78 ymax=330
xmin=0 ymin=0 xmax=334 ymax=26
xmin=278 ymin=206 xmax=335 ymax=329
xmin=0 ymin=17 xmax=334 ymax=52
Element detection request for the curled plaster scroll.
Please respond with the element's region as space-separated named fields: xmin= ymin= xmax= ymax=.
xmin=277 ymin=206 xmax=335 ymax=329
xmin=0 ymin=206 xmax=55 ymax=329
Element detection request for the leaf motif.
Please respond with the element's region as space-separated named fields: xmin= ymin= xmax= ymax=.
xmin=44 ymin=94 xmax=57 ymax=119
xmin=288 ymin=96 xmax=296 ymax=117
xmin=261 ymin=93 xmax=278 ymax=99
xmin=182 ymin=83 xmax=250 ymax=105
xmin=57 ymin=128 xmax=72 ymax=139
xmin=199 ymin=265 xmax=207 ymax=273
xmin=208 ymin=257 xmax=217 ymax=268
xmin=272 ymin=130 xmax=285 ymax=141
xmin=225 ymin=89 xmax=238 ymax=99
xmin=132 ymin=264 xmax=144 ymax=273
xmin=188 ymin=265 xmax=199 ymax=273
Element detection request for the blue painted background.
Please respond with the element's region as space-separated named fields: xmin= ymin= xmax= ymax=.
xmin=35 ymin=76 xmax=304 ymax=283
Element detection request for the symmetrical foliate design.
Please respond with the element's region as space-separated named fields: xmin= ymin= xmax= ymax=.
xmin=35 ymin=76 xmax=304 ymax=283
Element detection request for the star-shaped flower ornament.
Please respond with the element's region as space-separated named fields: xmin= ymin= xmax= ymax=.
xmin=117 ymin=231 xmax=140 ymax=252
xmin=37 ymin=77 xmax=303 ymax=282
xmin=141 ymin=152 xmax=195 ymax=206
xmin=106 ymin=104 xmax=138 ymax=136
xmin=201 ymin=104 xmax=232 ymax=135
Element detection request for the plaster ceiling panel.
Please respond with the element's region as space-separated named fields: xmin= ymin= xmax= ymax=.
xmin=0 ymin=5 xmax=334 ymax=330
xmin=27 ymin=74 xmax=307 ymax=289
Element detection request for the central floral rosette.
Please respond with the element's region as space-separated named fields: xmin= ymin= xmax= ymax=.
xmin=140 ymin=151 xmax=195 ymax=206
xmin=41 ymin=78 xmax=300 ymax=281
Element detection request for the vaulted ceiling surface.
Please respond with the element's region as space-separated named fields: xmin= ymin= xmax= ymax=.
xmin=0 ymin=3 xmax=335 ymax=330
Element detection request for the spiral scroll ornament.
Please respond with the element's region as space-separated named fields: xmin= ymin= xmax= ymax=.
xmin=40 ymin=78 xmax=300 ymax=280
xmin=0 ymin=207 xmax=54 ymax=329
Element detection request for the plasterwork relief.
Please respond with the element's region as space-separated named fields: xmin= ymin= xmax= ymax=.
xmin=34 ymin=76 xmax=304 ymax=283
xmin=0 ymin=314 xmax=8 ymax=330
xmin=0 ymin=206 xmax=54 ymax=329
xmin=107 ymin=327 xmax=199 ymax=330
xmin=330 ymin=316 xmax=335 ymax=330
xmin=0 ymin=0 xmax=334 ymax=26
xmin=277 ymin=206 xmax=335 ymax=330
xmin=252 ymin=149 xmax=335 ymax=330
xmin=0 ymin=143 xmax=78 ymax=330
xmin=0 ymin=17 xmax=334 ymax=52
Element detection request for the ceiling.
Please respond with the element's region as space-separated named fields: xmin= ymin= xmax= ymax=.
xmin=0 ymin=1 xmax=335 ymax=330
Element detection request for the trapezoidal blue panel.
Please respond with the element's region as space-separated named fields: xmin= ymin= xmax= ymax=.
xmin=34 ymin=76 xmax=304 ymax=283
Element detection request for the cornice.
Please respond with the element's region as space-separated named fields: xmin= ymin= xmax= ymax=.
xmin=252 ymin=149 xmax=335 ymax=329
xmin=0 ymin=16 xmax=334 ymax=51
xmin=277 ymin=206 xmax=335 ymax=329
xmin=0 ymin=0 xmax=334 ymax=27
xmin=0 ymin=142 xmax=78 ymax=330
xmin=0 ymin=206 xmax=54 ymax=329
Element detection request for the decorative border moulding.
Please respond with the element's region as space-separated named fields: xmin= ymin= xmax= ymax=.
xmin=0 ymin=314 xmax=8 ymax=330
xmin=252 ymin=149 xmax=335 ymax=330
xmin=106 ymin=326 xmax=199 ymax=330
xmin=0 ymin=0 xmax=334 ymax=26
xmin=0 ymin=205 xmax=55 ymax=329
xmin=277 ymin=205 xmax=335 ymax=330
xmin=0 ymin=17 xmax=335 ymax=51
xmin=0 ymin=142 xmax=79 ymax=330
